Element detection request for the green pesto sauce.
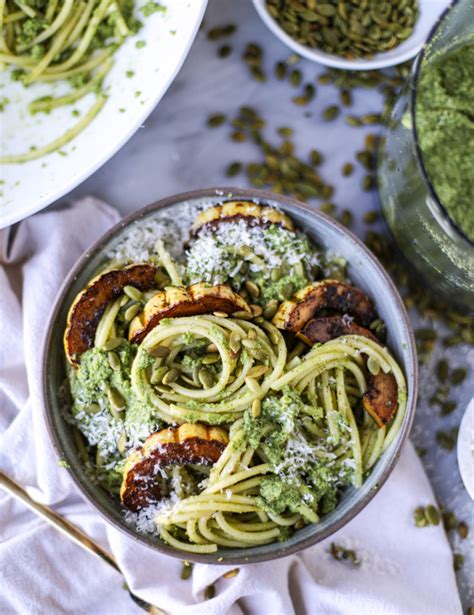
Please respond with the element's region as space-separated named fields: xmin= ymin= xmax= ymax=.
xmin=70 ymin=344 xmax=159 ymax=467
xmin=416 ymin=38 xmax=474 ymax=242
xmin=243 ymin=387 xmax=351 ymax=521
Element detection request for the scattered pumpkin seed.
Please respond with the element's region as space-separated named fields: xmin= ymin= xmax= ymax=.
xmin=107 ymin=386 xmax=125 ymax=412
xmin=149 ymin=345 xmax=170 ymax=358
xmin=226 ymin=161 xmax=242 ymax=177
xmin=102 ymin=337 xmax=124 ymax=351
xmin=362 ymin=174 xmax=376 ymax=191
xmin=180 ymin=561 xmax=193 ymax=580
xmin=124 ymin=302 xmax=141 ymax=322
xmin=218 ymin=44 xmax=232 ymax=58
xmin=207 ymin=113 xmax=227 ymax=128
xmin=202 ymin=353 xmax=220 ymax=365
xmin=289 ymin=69 xmax=302 ymax=87
xmin=425 ymin=505 xmax=440 ymax=526
xmin=450 ymin=367 xmax=467 ymax=385
xmin=329 ymin=543 xmax=360 ymax=566
xmin=117 ymin=430 xmax=127 ymax=455
xmin=107 ymin=351 xmax=121 ymax=370
xmin=206 ymin=343 xmax=218 ymax=353
xmin=363 ymin=211 xmax=379 ymax=224
xmin=245 ymin=376 xmax=261 ymax=394
xmin=263 ymin=299 xmax=279 ymax=320
xmin=457 ymin=521 xmax=469 ymax=539
xmin=342 ymin=162 xmax=354 ymax=176
xmin=222 ymin=568 xmax=239 ymax=579
xmin=322 ymin=105 xmax=340 ymax=121
xmin=252 ymin=398 xmax=262 ymax=418
xmin=162 ymin=368 xmax=180 ymax=385
xmin=453 ymin=553 xmax=464 ymax=572
xmin=207 ymin=24 xmax=236 ymax=40
xmin=247 ymin=365 xmax=269 ymax=379
xmin=214 ymin=311 xmax=229 ymax=318
xmin=204 ymin=584 xmax=215 ymax=600
xmin=244 ymin=280 xmax=261 ymax=298
xmin=151 ymin=365 xmax=168 ymax=385
xmin=123 ymin=285 xmax=143 ymax=301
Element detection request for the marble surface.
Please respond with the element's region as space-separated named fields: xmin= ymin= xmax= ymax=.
xmin=49 ymin=0 xmax=473 ymax=609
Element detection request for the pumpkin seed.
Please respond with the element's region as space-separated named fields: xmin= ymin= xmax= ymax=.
xmin=322 ymin=105 xmax=340 ymax=121
xmin=207 ymin=113 xmax=226 ymax=128
xmin=246 ymin=377 xmax=260 ymax=394
xmin=124 ymin=303 xmax=141 ymax=321
xmin=229 ymin=331 xmax=242 ymax=354
xmin=202 ymin=353 xmax=220 ymax=365
xmin=413 ymin=507 xmax=427 ymax=527
xmin=162 ymin=368 xmax=180 ymax=385
xmin=450 ymin=367 xmax=467 ymax=385
xmin=339 ymin=209 xmax=353 ymax=227
xmin=151 ymin=365 xmax=168 ymax=385
xmin=340 ymin=89 xmax=352 ymax=107
xmin=149 ymin=345 xmax=170 ymax=358
xmin=425 ymin=505 xmax=440 ymax=526
xmin=363 ymin=211 xmax=379 ymax=224
xmin=102 ymin=337 xmax=124 ymax=351
xmin=117 ymin=430 xmax=127 ymax=455
xmin=214 ymin=311 xmax=229 ymax=318
xmin=204 ymin=584 xmax=215 ymax=600
xmin=263 ymin=300 xmax=279 ymax=320
xmin=457 ymin=521 xmax=468 ymax=539
xmin=247 ymin=329 xmax=258 ymax=341
xmin=207 ymin=343 xmax=218 ymax=353
xmin=244 ymin=280 xmax=260 ymax=298
xmin=199 ymin=367 xmax=215 ymax=389
xmin=123 ymin=285 xmax=143 ymax=301
xmin=252 ymin=398 xmax=262 ymax=418
xmin=218 ymin=44 xmax=232 ymax=58
xmin=222 ymin=568 xmax=239 ymax=579
xmin=181 ymin=561 xmax=193 ymax=580
xmin=108 ymin=351 xmax=121 ymax=370
xmin=250 ymin=304 xmax=263 ymax=317
xmin=453 ymin=553 xmax=464 ymax=572
xmin=107 ymin=386 xmax=125 ymax=411
xmin=84 ymin=403 xmax=101 ymax=414
xmin=275 ymin=61 xmax=287 ymax=79
xmin=270 ymin=266 xmax=283 ymax=282
xmin=362 ymin=174 xmax=376 ymax=191
xmin=289 ymin=69 xmax=302 ymax=87
xmin=233 ymin=310 xmax=252 ymax=320
xmin=226 ymin=161 xmax=242 ymax=177
xmin=247 ymin=365 xmax=269 ymax=379
xmin=309 ymin=149 xmax=323 ymax=165
xmin=367 ymin=356 xmax=380 ymax=375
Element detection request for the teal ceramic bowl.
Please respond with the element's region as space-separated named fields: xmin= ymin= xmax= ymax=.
xmin=41 ymin=187 xmax=417 ymax=565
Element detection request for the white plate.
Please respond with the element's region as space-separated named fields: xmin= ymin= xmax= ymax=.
xmin=0 ymin=0 xmax=207 ymax=229
xmin=252 ymin=0 xmax=451 ymax=70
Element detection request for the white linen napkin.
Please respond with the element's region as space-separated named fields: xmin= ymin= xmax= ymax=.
xmin=0 ymin=198 xmax=463 ymax=615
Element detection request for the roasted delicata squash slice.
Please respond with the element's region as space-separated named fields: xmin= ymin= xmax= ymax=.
xmin=273 ymin=280 xmax=376 ymax=331
xmin=129 ymin=283 xmax=250 ymax=343
xmin=297 ymin=315 xmax=378 ymax=346
xmin=192 ymin=201 xmax=294 ymax=234
xmin=362 ymin=372 xmax=398 ymax=428
xmin=120 ymin=423 xmax=228 ymax=511
xmin=64 ymin=264 xmax=158 ymax=366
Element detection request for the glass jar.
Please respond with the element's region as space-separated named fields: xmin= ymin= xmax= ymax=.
xmin=378 ymin=0 xmax=474 ymax=311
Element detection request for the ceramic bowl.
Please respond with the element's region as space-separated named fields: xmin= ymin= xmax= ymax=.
xmin=252 ymin=0 xmax=451 ymax=70
xmin=41 ymin=187 xmax=418 ymax=564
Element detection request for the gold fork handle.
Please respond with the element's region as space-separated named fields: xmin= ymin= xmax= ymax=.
xmin=0 ymin=470 xmax=120 ymax=573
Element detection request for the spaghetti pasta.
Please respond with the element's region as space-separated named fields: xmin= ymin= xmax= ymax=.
xmin=0 ymin=0 xmax=139 ymax=163
xmin=65 ymin=204 xmax=408 ymax=553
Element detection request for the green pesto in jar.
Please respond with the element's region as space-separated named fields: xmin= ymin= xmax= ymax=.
xmin=416 ymin=38 xmax=474 ymax=242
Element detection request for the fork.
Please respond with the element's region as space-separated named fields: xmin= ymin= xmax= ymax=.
xmin=0 ymin=471 xmax=165 ymax=614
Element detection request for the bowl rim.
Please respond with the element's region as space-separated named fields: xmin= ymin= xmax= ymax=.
xmin=40 ymin=187 xmax=418 ymax=565
xmin=251 ymin=0 xmax=449 ymax=70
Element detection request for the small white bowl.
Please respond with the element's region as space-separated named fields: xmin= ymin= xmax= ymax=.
xmin=252 ymin=0 xmax=452 ymax=70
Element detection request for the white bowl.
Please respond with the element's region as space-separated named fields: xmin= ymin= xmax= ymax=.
xmin=252 ymin=0 xmax=452 ymax=70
